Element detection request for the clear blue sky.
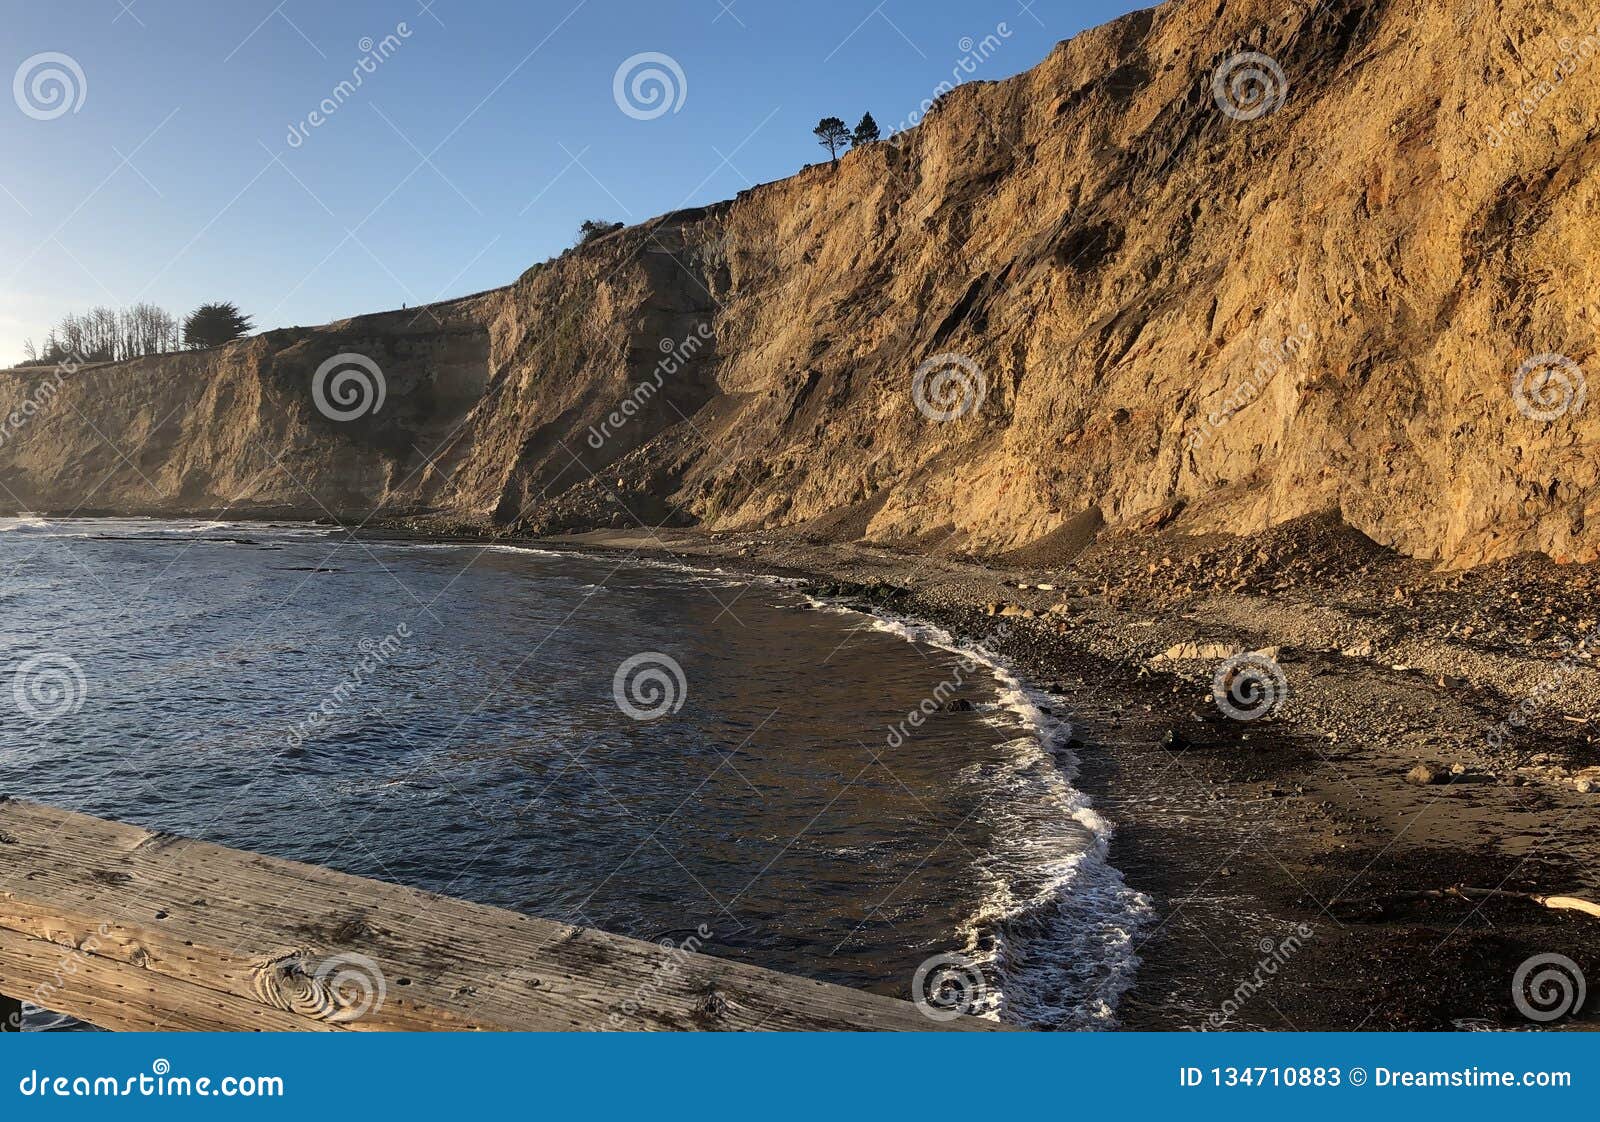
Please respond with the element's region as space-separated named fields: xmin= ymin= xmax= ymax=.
xmin=1 ymin=1 xmax=1142 ymax=362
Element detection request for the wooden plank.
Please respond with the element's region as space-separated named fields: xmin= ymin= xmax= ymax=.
xmin=0 ymin=927 xmax=334 ymax=1033
xmin=0 ymin=798 xmax=997 ymax=1032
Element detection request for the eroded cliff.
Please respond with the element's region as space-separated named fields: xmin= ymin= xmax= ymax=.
xmin=4 ymin=0 xmax=1598 ymax=566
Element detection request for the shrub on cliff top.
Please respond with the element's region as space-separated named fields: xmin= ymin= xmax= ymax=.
xmin=183 ymin=302 xmax=254 ymax=350
xmin=578 ymin=219 xmax=624 ymax=244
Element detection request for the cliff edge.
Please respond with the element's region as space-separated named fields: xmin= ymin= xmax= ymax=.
xmin=4 ymin=0 xmax=1598 ymax=567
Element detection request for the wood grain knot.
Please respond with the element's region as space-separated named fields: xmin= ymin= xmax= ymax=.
xmin=250 ymin=949 xmax=388 ymax=1024
xmin=695 ymin=984 xmax=731 ymax=1024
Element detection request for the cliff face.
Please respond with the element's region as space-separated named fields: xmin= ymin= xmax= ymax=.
xmin=4 ymin=0 xmax=1599 ymax=566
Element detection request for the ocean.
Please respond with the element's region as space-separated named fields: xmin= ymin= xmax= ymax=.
xmin=0 ymin=517 xmax=1148 ymax=1029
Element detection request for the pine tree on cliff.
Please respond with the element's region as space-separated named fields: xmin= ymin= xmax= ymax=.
xmin=814 ymin=117 xmax=850 ymax=164
xmin=183 ymin=302 xmax=254 ymax=350
xmin=851 ymin=113 xmax=880 ymax=146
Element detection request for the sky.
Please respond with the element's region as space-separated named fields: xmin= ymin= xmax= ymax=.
xmin=0 ymin=0 xmax=1143 ymax=363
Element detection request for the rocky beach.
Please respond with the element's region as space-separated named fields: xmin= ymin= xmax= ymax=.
xmin=546 ymin=515 xmax=1599 ymax=1029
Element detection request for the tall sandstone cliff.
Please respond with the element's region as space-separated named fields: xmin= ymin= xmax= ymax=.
xmin=4 ymin=0 xmax=1598 ymax=566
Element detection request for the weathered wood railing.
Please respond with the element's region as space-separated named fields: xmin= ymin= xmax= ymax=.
xmin=0 ymin=798 xmax=995 ymax=1031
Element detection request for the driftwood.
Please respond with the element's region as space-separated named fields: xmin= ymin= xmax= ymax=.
xmin=1335 ymin=885 xmax=1600 ymax=919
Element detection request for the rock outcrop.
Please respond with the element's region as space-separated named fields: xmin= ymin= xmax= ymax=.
xmin=4 ymin=0 xmax=1598 ymax=566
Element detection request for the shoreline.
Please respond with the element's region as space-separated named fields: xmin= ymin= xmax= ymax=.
xmin=7 ymin=513 xmax=1598 ymax=1029
xmin=823 ymin=601 xmax=1153 ymax=1029
xmin=514 ymin=520 xmax=1599 ymax=1031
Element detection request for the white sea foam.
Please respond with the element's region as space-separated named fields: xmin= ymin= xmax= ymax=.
xmin=0 ymin=516 xmax=338 ymax=539
xmin=406 ymin=539 xmax=804 ymax=592
xmin=0 ymin=515 xmax=52 ymax=533
xmin=824 ymin=600 xmax=1153 ymax=1029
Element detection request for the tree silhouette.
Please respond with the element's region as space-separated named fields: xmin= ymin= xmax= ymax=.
xmin=20 ymin=303 xmax=181 ymax=365
xmin=852 ymin=112 xmax=881 ymax=146
xmin=578 ymin=219 xmax=624 ymax=244
xmin=183 ymin=302 xmax=254 ymax=350
xmin=814 ymin=117 xmax=850 ymax=164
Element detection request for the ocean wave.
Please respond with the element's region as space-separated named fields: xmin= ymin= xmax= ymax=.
xmin=0 ymin=516 xmax=338 ymax=540
xmin=0 ymin=515 xmax=52 ymax=533
xmin=822 ymin=600 xmax=1153 ymax=1029
xmin=380 ymin=538 xmax=803 ymax=592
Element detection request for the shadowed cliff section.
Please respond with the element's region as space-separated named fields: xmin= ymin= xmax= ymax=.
xmin=3 ymin=0 xmax=1598 ymax=566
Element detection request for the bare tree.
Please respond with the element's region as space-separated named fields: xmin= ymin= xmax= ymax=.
xmin=23 ymin=303 xmax=185 ymax=366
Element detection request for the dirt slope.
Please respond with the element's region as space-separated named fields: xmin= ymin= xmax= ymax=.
xmin=4 ymin=0 xmax=1598 ymax=566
